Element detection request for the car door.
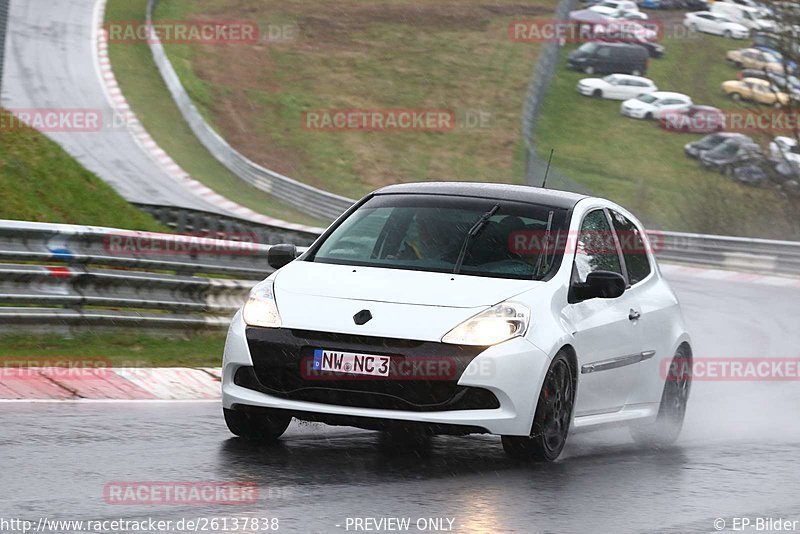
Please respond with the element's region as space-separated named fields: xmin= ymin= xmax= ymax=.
xmin=607 ymin=209 xmax=664 ymax=407
xmin=610 ymin=78 xmax=628 ymax=99
xmin=596 ymin=45 xmax=613 ymax=72
xmin=565 ymin=208 xmax=644 ymax=416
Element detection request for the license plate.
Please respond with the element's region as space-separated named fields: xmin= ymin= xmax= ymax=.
xmin=312 ymin=348 xmax=391 ymax=377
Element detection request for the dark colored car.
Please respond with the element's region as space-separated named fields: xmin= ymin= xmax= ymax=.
xmin=700 ymin=138 xmax=764 ymax=172
xmin=684 ymin=132 xmax=751 ymax=158
xmin=731 ymin=163 xmax=770 ymax=186
xmin=660 ymin=105 xmax=725 ymax=133
xmin=567 ymin=41 xmax=649 ymax=75
xmin=638 ymin=0 xmax=687 ymax=9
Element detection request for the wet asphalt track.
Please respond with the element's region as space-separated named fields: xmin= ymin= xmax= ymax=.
xmin=1 ymin=0 xmax=227 ymax=213
xmin=2 ymin=272 xmax=800 ymax=534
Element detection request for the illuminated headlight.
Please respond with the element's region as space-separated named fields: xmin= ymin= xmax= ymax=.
xmin=442 ymin=302 xmax=530 ymax=346
xmin=242 ymin=279 xmax=281 ymax=328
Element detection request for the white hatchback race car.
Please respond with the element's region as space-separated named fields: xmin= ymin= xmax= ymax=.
xmin=222 ymin=183 xmax=692 ymax=461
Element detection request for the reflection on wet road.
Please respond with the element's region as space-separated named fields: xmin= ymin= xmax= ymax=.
xmin=1 ymin=272 xmax=799 ymax=533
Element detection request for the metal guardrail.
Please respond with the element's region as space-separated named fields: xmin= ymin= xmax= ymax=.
xmin=145 ymin=0 xmax=354 ymax=221
xmin=0 ymin=220 xmax=275 ymax=333
xmin=134 ymin=203 xmax=320 ymax=247
xmin=2 ymin=219 xmax=799 ymax=334
xmin=520 ymin=0 xmax=588 ymax=193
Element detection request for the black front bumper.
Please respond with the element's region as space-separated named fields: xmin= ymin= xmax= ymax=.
xmin=239 ymin=327 xmax=500 ymax=412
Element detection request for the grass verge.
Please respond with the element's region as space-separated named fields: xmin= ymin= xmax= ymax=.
xmin=535 ymin=33 xmax=800 ymax=239
xmin=149 ymin=0 xmax=554 ymax=199
xmin=0 ymin=332 xmax=225 ymax=367
xmin=0 ymin=112 xmax=165 ymax=230
xmin=105 ymin=0 xmax=328 ymax=227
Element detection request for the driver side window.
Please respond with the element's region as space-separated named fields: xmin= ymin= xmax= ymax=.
xmin=574 ymin=209 xmax=624 ymax=284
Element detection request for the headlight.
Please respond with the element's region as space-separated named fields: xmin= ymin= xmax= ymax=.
xmin=242 ymin=279 xmax=282 ymax=328
xmin=442 ymin=302 xmax=529 ymax=346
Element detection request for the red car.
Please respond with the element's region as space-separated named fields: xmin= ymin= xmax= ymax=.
xmin=659 ymin=105 xmax=725 ymax=133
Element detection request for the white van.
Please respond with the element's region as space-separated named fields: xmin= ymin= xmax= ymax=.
xmin=711 ymin=2 xmax=774 ymax=31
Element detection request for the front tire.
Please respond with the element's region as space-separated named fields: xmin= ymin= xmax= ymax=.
xmin=224 ymin=407 xmax=291 ymax=442
xmin=502 ymin=352 xmax=575 ymax=461
xmin=630 ymin=346 xmax=692 ymax=448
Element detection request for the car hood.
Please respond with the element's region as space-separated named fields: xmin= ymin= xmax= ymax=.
xmin=579 ymin=78 xmax=607 ymax=88
xmin=271 ymin=261 xmax=542 ymax=341
xmin=274 ymin=261 xmax=539 ymax=308
xmin=622 ymin=99 xmax=654 ymax=110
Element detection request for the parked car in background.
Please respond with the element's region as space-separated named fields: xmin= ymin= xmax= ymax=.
xmin=638 ymin=0 xmax=686 ymax=9
xmin=700 ymin=137 xmax=763 ymax=171
xmin=577 ymin=74 xmax=658 ymax=99
xmin=684 ymin=0 xmax=711 ymax=11
xmin=710 ymin=2 xmax=775 ymax=31
xmin=769 ymin=136 xmax=800 ymax=176
xmin=722 ymin=77 xmax=791 ymax=106
xmin=732 ymin=163 xmax=770 ymax=186
xmin=593 ymin=19 xmax=658 ymax=42
xmin=659 ymin=105 xmax=725 ymax=133
xmin=738 ymin=69 xmax=800 ymax=94
xmin=567 ymin=42 xmax=649 ymax=75
xmin=685 ymin=132 xmax=752 ymax=158
xmin=590 ymin=0 xmax=648 ymax=19
xmin=726 ymin=48 xmax=792 ymax=73
xmin=683 ymin=12 xmax=749 ymax=38
xmin=621 ymin=91 xmax=693 ymax=119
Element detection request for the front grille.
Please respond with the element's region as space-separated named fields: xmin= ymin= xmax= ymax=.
xmin=242 ymin=327 xmax=500 ymax=412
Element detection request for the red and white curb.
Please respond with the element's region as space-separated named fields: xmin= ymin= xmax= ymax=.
xmin=0 ymin=368 xmax=222 ymax=401
xmin=93 ymin=0 xmax=324 ymax=235
xmin=660 ymin=263 xmax=800 ymax=289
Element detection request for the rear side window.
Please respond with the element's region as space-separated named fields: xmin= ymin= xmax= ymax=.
xmin=574 ymin=209 xmax=623 ymax=283
xmin=610 ymin=211 xmax=652 ymax=285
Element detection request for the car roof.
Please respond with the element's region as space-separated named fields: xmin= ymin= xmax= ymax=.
xmin=373 ymin=182 xmax=588 ymax=209
xmin=741 ymin=77 xmax=771 ymax=84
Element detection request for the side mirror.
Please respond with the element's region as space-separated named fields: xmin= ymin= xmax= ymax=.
xmin=267 ymin=244 xmax=298 ymax=270
xmin=570 ymin=270 xmax=627 ymax=303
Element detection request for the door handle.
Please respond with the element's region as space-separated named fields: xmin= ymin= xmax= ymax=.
xmin=629 ymin=309 xmax=641 ymax=321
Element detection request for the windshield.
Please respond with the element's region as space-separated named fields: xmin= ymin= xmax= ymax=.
xmin=577 ymin=42 xmax=600 ymax=54
xmin=603 ymin=75 xmax=619 ymax=83
xmin=310 ymin=193 xmax=570 ymax=280
xmin=710 ymin=140 xmax=740 ymax=156
xmin=637 ymin=94 xmax=658 ymax=103
xmin=697 ymin=134 xmax=724 ymax=148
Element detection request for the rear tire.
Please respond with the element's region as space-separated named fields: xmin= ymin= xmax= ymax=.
xmin=630 ymin=345 xmax=692 ymax=448
xmin=502 ymin=352 xmax=575 ymax=462
xmin=224 ymin=407 xmax=291 ymax=442
xmin=724 ymin=30 xmax=732 ymax=38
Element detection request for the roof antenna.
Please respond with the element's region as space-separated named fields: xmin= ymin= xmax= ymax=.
xmin=541 ymin=148 xmax=554 ymax=189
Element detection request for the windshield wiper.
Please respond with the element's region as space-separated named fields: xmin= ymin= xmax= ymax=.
xmin=453 ymin=204 xmax=500 ymax=274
